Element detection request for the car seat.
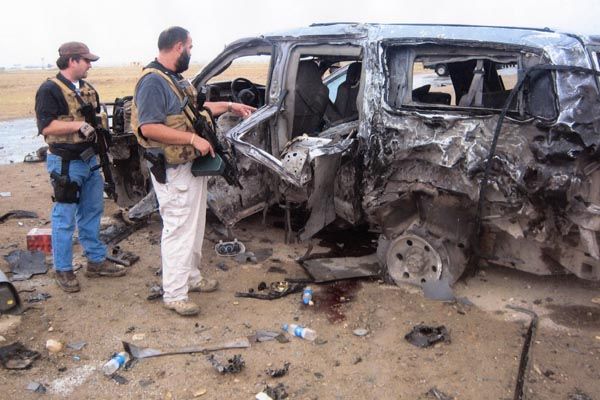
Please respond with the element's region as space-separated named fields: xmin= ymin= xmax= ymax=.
xmin=334 ymin=62 xmax=361 ymax=119
xmin=292 ymin=60 xmax=330 ymax=137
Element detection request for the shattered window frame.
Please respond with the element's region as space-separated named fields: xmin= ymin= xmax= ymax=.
xmin=383 ymin=42 xmax=558 ymax=118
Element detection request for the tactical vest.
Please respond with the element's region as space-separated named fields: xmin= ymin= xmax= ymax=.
xmin=45 ymin=78 xmax=99 ymax=144
xmin=130 ymin=68 xmax=214 ymax=165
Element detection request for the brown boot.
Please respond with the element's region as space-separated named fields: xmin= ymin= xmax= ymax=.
xmin=85 ymin=260 xmax=126 ymax=278
xmin=55 ymin=270 xmax=80 ymax=293
xmin=188 ymin=278 xmax=219 ymax=293
xmin=163 ymin=299 xmax=200 ymax=316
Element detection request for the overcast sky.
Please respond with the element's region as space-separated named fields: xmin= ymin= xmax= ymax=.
xmin=1 ymin=0 xmax=599 ymax=67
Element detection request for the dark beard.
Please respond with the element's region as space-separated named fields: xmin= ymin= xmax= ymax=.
xmin=175 ymin=50 xmax=190 ymax=73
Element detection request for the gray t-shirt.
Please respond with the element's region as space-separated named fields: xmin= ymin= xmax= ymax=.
xmin=135 ymin=73 xmax=183 ymax=126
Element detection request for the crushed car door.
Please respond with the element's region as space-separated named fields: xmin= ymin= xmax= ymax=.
xmin=228 ymin=44 xmax=364 ymax=240
xmin=191 ymin=38 xmax=276 ymax=227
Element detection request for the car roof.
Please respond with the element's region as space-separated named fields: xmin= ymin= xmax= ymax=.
xmin=262 ymin=23 xmax=595 ymax=67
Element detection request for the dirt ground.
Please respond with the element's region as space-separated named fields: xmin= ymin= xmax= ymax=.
xmin=0 ymin=161 xmax=599 ymax=400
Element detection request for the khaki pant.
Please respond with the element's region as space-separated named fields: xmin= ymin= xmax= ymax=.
xmin=150 ymin=163 xmax=208 ymax=302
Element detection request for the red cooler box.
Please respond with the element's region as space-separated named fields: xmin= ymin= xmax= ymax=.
xmin=26 ymin=228 xmax=52 ymax=254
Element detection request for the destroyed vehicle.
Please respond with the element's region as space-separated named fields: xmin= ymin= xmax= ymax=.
xmin=109 ymin=23 xmax=600 ymax=288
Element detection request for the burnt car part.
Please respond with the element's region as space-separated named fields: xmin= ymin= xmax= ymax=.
xmin=474 ymin=64 xmax=600 ymax=281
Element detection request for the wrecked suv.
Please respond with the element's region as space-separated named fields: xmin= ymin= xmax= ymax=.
xmin=110 ymin=23 xmax=600 ymax=287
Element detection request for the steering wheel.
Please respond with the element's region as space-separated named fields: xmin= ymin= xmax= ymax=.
xmin=230 ymin=77 xmax=261 ymax=108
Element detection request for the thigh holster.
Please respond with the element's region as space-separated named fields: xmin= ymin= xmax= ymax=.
xmin=50 ymin=158 xmax=80 ymax=203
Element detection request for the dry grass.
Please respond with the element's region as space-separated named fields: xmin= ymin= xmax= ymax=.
xmin=0 ymin=63 xmax=269 ymax=121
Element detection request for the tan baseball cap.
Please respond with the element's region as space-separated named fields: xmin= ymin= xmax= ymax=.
xmin=58 ymin=42 xmax=99 ymax=61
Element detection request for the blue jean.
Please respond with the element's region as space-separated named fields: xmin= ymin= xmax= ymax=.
xmin=47 ymin=153 xmax=106 ymax=272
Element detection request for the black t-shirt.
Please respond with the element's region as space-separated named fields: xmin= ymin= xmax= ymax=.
xmin=34 ymin=73 xmax=99 ymax=134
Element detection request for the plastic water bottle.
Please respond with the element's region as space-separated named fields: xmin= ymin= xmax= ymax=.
xmin=302 ymin=286 xmax=313 ymax=306
xmin=101 ymin=352 xmax=129 ymax=376
xmin=282 ymin=323 xmax=317 ymax=341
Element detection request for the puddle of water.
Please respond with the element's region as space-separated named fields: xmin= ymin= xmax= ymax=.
xmin=312 ymin=279 xmax=362 ymax=323
xmin=0 ymin=118 xmax=45 ymax=165
xmin=546 ymin=304 xmax=600 ymax=330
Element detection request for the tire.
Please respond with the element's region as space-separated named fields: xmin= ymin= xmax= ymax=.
xmin=435 ymin=64 xmax=448 ymax=77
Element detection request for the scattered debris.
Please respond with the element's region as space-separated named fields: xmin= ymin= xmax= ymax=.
xmin=568 ymin=389 xmax=594 ymax=400
xmin=26 ymin=227 xmax=52 ymax=254
xmin=266 ymin=266 xmax=287 ymax=274
xmin=111 ymin=374 xmax=129 ymax=385
xmin=301 ymin=254 xmax=381 ymax=282
xmin=146 ymin=284 xmax=163 ymax=301
xmin=132 ymin=333 xmax=145 ymax=341
xmin=0 ymin=342 xmax=40 ymax=369
xmin=66 ymin=341 xmax=87 ymax=351
xmin=193 ymin=388 xmax=207 ymax=397
xmin=235 ymin=281 xmax=307 ymax=300
xmin=266 ymin=362 xmax=290 ymax=377
xmin=0 ymin=210 xmax=38 ymax=223
xmin=235 ymin=251 xmax=257 ymax=263
xmin=404 ymin=325 xmax=451 ymax=348
xmin=127 ymin=188 xmax=159 ymax=220
xmin=422 ymin=280 xmax=455 ymax=301
xmin=26 ymin=292 xmax=51 ymax=303
xmin=123 ymin=337 xmax=250 ymax=360
xmin=257 ymin=282 xmax=267 ymax=291
xmin=592 ymin=297 xmax=600 ymax=305
xmin=0 ymin=192 xmax=12 ymax=198
xmin=0 ymin=270 xmax=21 ymax=314
xmin=46 ymin=339 xmax=64 ymax=354
xmin=139 ymin=379 xmax=154 ymax=387
xmin=207 ymin=354 xmax=245 ymax=374
xmin=3 ymin=250 xmax=48 ymax=280
xmin=215 ymin=239 xmax=245 ymax=256
xmin=215 ymin=262 xmax=228 ymax=271
xmin=100 ymin=220 xmax=147 ymax=246
xmin=257 ymin=383 xmax=289 ymax=400
xmin=26 ymin=381 xmax=47 ymax=393
xmin=23 ymin=146 xmax=48 ymax=163
xmin=426 ymin=387 xmax=454 ymax=400
xmin=353 ymin=328 xmax=369 ymax=337
xmin=506 ymin=305 xmax=538 ymax=400
xmin=106 ymin=246 xmax=139 ymax=267
xmin=253 ymin=248 xmax=274 ymax=263
xmin=251 ymin=330 xmax=286 ymax=343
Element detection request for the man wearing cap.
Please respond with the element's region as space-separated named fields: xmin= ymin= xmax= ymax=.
xmin=131 ymin=26 xmax=254 ymax=316
xmin=35 ymin=42 xmax=126 ymax=293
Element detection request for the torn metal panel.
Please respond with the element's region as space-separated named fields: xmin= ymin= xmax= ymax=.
xmin=298 ymin=153 xmax=341 ymax=241
xmin=301 ymin=254 xmax=380 ymax=282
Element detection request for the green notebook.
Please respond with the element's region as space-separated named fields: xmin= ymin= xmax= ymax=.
xmin=191 ymin=154 xmax=225 ymax=177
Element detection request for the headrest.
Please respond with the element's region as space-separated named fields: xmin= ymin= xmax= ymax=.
xmin=346 ymin=62 xmax=362 ymax=85
xmin=297 ymin=60 xmax=321 ymax=82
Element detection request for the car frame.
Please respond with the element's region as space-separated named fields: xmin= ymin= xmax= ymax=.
xmin=109 ymin=23 xmax=600 ymax=288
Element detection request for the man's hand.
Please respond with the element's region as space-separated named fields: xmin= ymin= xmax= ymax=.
xmin=78 ymin=122 xmax=96 ymax=141
xmin=190 ymin=135 xmax=215 ymax=158
xmin=230 ymin=102 xmax=256 ymax=119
